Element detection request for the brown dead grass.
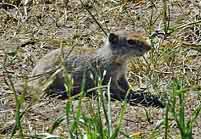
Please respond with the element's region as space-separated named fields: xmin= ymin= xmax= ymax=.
xmin=0 ymin=0 xmax=201 ymax=138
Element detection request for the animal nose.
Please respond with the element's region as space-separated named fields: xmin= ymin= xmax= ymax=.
xmin=145 ymin=39 xmax=152 ymax=51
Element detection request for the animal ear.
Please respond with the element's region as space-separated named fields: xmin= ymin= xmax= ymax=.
xmin=108 ymin=33 xmax=119 ymax=44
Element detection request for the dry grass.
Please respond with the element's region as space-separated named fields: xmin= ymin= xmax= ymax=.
xmin=0 ymin=0 xmax=201 ymax=138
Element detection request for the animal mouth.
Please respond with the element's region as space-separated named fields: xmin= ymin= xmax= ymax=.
xmin=144 ymin=43 xmax=152 ymax=51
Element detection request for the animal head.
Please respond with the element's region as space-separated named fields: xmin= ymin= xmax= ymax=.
xmin=106 ymin=31 xmax=151 ymax=58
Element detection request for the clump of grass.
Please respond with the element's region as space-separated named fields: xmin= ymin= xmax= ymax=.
xmin=3 ymin=53 xmax=25 ymax=139
xmin=164 ymin=79 xmax=201 ymax=139
xmin=46 ymin=74 xmax=128 ymax=138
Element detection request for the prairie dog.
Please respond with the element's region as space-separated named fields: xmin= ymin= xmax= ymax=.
xmin=28 ymin=31 xmax=151 ymax=100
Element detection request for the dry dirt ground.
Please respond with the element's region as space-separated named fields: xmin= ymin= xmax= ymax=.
xmin=0 ymin=0 xmax=201 ymax=138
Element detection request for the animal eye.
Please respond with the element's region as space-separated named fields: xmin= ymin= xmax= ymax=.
xmin=127 ymin=39 xmax=136 ymax=45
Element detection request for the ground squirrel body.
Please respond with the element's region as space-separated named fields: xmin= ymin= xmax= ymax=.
xmin=29 ymin=31 xmax=151 ymax=100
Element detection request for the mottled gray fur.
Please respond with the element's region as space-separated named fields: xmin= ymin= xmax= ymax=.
xmin=28 ymin=31 xmax=151 ymax=99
